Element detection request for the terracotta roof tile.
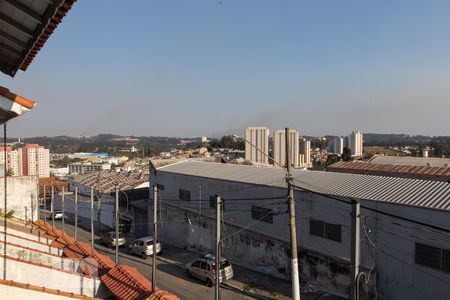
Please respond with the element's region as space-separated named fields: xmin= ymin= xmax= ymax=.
xmin=100 ymin=265 xmax=152 ymax=300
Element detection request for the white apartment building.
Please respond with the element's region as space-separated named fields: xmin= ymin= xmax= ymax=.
xmin=273 ymin=129 xmax=300 ymax=168
xmin=300 ymin=138 xmax=311 ymax=167
xmin=0 ymin=147 xmax=20 ymax=176
xmin=330 ymin=136 xmax=344 ymax=155
xmin=245 ymin=127 xmax=269 ymax=164
xmin=349 ymin=131 xmax=363 ymax=157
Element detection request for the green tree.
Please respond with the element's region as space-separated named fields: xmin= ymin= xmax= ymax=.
xmin=342 ymin=147 xmax=352 ymax=162
xmin=326 ymin=154 xmax=340 ymax=166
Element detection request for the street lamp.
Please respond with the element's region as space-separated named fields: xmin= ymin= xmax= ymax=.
xmin=234 ymin=129 xmax=301 ymax=300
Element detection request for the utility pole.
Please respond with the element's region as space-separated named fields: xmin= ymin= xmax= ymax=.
xmin=61 ymin=186 xmax=65 ymax=235
xmin=152 ymin=185 xmax=158 ymax=292
xmin=350 ymin=199 xmax=361 ymax=300
xmin=43 ymin=185 xmax=46 ymax=224
xmin=97 ymin=169 xmax=102 ymax=231
xmin=285 ymin=127 xmax=300 ymax=300
xmin=51 ymin=186 xmax=55 ymax=228
xmin=215 ymin=195 xmax=222 ymax=300
xmin=90 ymin=187 xmax=94 ymax=252
xmin=115 ymin=186 xmax=119 ymax=265
xmin=199 ymin=185 xmax=202 ymax=215
xmin=74 ymin=187 xmax=78 ymax=241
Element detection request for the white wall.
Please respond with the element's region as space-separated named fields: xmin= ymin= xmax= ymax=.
xmin=0 ymin=176 xmax=38 ymax=221
xmin=1 ymin=258 xmax=109 ymax=297
xmin=0 ymin=284 xmax=86 ymax=300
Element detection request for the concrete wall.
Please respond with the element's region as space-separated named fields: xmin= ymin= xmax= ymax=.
xmin=0 ymin=231 xmax=61 ymax=256
xmin=0 ymin=175 xmax=38 ymax=221
xmin=53 ymin=193 xmax=115 ymax=230
xmin=2 ymin=258 xmax=109 ymax=298
xmin=152 ymin=170 xmax=450 ymax=300
xmin=0 ymin=284 xmax=88 ymax=300
xmin=0 ymin=242 xmax=79 ymax=272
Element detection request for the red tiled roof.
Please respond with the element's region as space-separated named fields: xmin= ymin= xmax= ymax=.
xmin=20 ymin=1 xmax=78 ymax=72
xmin=100 ymin=265 xmax=152 ymax=300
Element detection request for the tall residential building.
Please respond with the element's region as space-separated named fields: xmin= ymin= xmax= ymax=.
xmin=273 ymin=129 xmax=300 ymax=168
xmin=20 ymin=144 xmax=50 ymax=178
xmin=349 ymin=131 xmax=363 ymax=157
xmin=245 ymin=127 xmax=269 ymax=164
xmin=330 ymin=136 xmax=344 ymax=155
xmin=0 ymin=146 xmax=20 ymax=176
xmin=300 ymin=138 xmax=311 ymax=167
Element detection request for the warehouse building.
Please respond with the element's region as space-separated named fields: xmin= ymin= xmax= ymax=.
xmin=150 ymin=161 xmax=449 ymax=300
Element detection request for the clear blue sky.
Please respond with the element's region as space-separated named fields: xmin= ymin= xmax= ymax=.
xmin=2 ymin=0 xmax=450 ymax=138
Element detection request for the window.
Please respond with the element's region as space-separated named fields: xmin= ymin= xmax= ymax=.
xmin=192 ymin=260 xmax=201 ymax=268
xmin=179 ymin=189 xmax=191 ymax=201
xmin=251 ymin=205 xmax=273 ymax=224
xmin=309 ymin=219 xmax=342 ymax=242
xmin=209 ymin=196 xmax=215 ymax=209
xmin=157 ymin=184 xmax=165 ymax=191
xmin=415 ymin=243 xmax=450 ymax=273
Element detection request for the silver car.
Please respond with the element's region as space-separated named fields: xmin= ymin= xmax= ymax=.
xmin=185 ymin=254 xmax=234 ymax=287
xmin=100 ymin=231 xmax=126 ymax=248
xmin=128 ymin=236 xmax=161 ymax=259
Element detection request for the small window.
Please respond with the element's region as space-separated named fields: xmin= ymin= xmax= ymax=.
xmin=209 ymin=196 xmax=215 ymax=209
xmin=179 ymin=189 xmax=191 ymax=201
xmin=157 ymin=184 xmax=165 ymax=191
xmin=192 ymin=260 xmax=201 ymax=268
xmin=415 ymin=243 xmax=449 ymax=273
xmin=309 ymin=219 xmax=342 ymax=243
xmin=251 ymin=205 xmax=273 ymax=223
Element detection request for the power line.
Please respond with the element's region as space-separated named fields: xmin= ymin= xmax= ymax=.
xmin=291 ymin=182 xmax=450 ymax=234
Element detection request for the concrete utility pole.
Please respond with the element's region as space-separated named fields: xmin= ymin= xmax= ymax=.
xmin=90 ymin=187 xmax=94 ymax=252
xmin=43 ymin=185 xmax=46 ymax=224
xmin=61 ymin=186 xmax=65 ymax=235
xmin=152 ymin=185 xmax=158 ymax=292
xmin=115 ymin=187 xmax=119 ymax=265
xmin=74 ymin=187 xmax=78 ymax=241
xmin=350 ymin=199 xmax=361 ymax=300
xmin=286 ymin=127 xmax=300 ymax=300
xmin=51 ymin=186 xmax=55 ymax=227
xmin=215 ymin=195 xmax=222 ymax=300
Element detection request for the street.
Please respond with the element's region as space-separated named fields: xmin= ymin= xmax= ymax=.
xmin=51 ymin=218 xmax=256 ymax=300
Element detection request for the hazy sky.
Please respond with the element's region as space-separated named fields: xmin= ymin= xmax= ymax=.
xmin=1 ymin=0 xmax=450 ymax=138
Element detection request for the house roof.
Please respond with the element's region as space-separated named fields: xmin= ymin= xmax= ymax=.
xmin=0 ymin=0 xmax=77 ymax=77
xmin=72 ymin=170 xmax=148 ymax=194
xmin=327 ymin=161 xmax=450 ymax=182
xmin=0 ymin=86 xmax=36 ymax=123
xmin=157 ymin=161 xmax=450 ymax=211
xmin=368 ymin=155 xmax=450 ymax=168
xmin=100 ymin=265 xmax=152 ymax=300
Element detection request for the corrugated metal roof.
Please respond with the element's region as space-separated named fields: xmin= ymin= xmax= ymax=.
xmin=157 ymin=161 xmax=450 ymax=211
xmin=369 ymin=155 xmax=450 ymax=168
xmin=327 ymin=161 xmax=450 ymax=182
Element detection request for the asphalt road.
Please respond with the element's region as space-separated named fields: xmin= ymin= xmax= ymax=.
xmin=52 ymin=219 xmax=255 ymax=300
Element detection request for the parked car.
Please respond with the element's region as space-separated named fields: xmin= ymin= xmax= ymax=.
xmin=128 ymin=236 xmax=161 ymax=259
xmin=185 ymin=254 xmax=234 ymax=287
xmin=100 ymin=231 xmax=126 ymax=248
xmin=49 ymin=211 xmax=63 ymax=220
